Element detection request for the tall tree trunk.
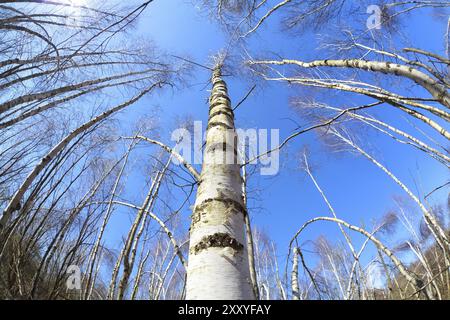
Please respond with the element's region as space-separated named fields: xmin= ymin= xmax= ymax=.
xmin=185 ymin=64 xmax=254 ymax=300
xmin=291 ymin=248 xmax=300 ymax=300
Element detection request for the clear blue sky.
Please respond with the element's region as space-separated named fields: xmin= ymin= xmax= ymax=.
xmin=108 ymin=1 xmax=449 ymax=277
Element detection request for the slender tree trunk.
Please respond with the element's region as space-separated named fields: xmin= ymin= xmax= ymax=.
xmin=332 ymin=129 xmax=450 ymax=253
xmin=185 ymin=64 xmax=254 ymax=300
xmin=84 ymin=140 xmax=135 ymax=300
xmin=242 ymin=162 xmax=260 ymax=299
xmin=291 ymin=248 xmax=300 ymax=300
xmin=272 ymin=243 xmax=287 ymax=300
xmin=0 ymin=83 xmax=161 ymax=231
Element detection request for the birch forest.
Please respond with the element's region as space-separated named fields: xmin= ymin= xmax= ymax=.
xmin=0 ymin=0 xmax=449 ymax=301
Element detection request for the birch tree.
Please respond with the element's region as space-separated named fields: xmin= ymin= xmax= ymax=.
xmin=185 ymin=59 xmax=254 ymax=300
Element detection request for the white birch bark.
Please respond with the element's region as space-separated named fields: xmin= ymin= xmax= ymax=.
xmin=291 ymin=247 xmax=300 ymax=300
xmin=242 ymin=161 xmax=260 ymax=299
xmin=185 ymin=65 xmax=254 ymax=300
xmin=250 ymin=59 xmax=450 ymax=109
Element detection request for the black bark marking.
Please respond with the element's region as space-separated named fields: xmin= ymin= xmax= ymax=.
xmin=209 ymin=109 xmax=234 ymax=120
xmin=209 ymin=100 xmax=231 ymax=111
xmin=206 ymin=121 xmax=233 ymax=131
xmin=209 ymin=92 xmax=231 ymax=103
xmin=212 ymin=79 xmax=227 ymax=87
xmin=194 ymin=197 xmax=247 ymax=216
xmin=192 ymin=232 xmax=244 ymax=254
xmin=206 ymin=142 xmax=238 ymax=157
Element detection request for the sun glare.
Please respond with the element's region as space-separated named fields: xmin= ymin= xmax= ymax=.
xmin=60 ymin=0 xmax=89 ymax=9
xmin=57 ymin=0 xmax=90 ymax=16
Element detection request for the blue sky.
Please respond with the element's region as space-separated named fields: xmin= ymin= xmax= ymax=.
xmin=107 ymin=0 xmax=449 ymax=276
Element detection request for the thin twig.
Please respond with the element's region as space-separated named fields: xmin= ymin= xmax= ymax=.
xmin=233 ymin=84 xmax=256 ymax=111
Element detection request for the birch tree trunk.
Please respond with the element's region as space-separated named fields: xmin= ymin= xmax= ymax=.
xmin=291 ymin=248 xmax=300 ymax=300
xmin=185 ymin=65 xmax=254 ymax=300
